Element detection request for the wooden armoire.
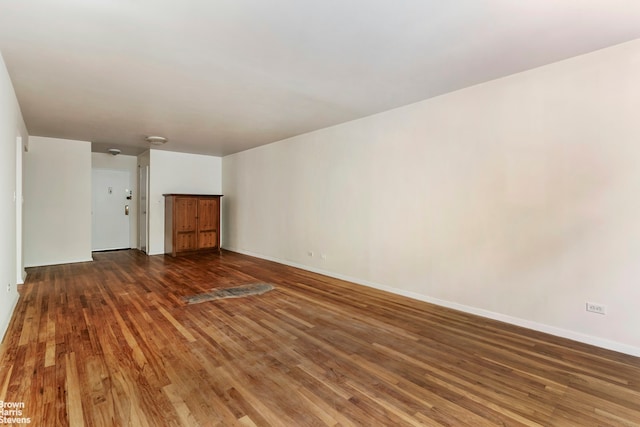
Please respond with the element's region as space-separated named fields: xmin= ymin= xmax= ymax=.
xmin=164 ymin=194 xmax=223 ymax=256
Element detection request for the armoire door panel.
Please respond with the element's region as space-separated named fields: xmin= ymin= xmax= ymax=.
xmin=198 ymin=199 xmax=217 ymax=231
xmin=175 ymin=198 xmax=197 ymax=231
xmin=198 ymin=231 xmax=217 ymax=249
xmin=176 ymin=232 xmax=197 ymax=251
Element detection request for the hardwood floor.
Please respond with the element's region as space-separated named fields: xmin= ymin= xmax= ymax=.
xmin=1 ymin=250 xmax=639 ymax=426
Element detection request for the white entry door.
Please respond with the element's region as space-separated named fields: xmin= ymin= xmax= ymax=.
xmin=92 ymin=169 xmax=131 ymax=251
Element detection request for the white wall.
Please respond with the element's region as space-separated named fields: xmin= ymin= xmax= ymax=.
xmin=223 ymin=39 xmax=640 ymax=356
xmin=0 ymin=52 xmax=28 ymax=340
xmin=147 ymin=150 xmax=222 ymax=255
xmin=24 ymin=137 xmax=92 ymax=267
xmin=92 ymin=153 xmax=139 ymax=248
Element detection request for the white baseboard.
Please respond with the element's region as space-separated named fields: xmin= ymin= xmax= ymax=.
xmin=24 ymin=257 xmax=94 ymax=268
xmin=16 ymin=269 xmax=26 ymax=285
xmin=224 ymin=246 xmax=640 ymax=358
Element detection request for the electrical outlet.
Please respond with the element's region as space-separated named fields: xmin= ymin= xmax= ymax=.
xmin=307 ymin=251 xmax=314 ymax=257
xmin=7 ymin=283 xmax=10 ymax=293
xmin=586 ymin=302 xmax=606 ymax=315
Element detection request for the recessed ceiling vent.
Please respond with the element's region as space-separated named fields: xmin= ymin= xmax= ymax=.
xmin=145 ymin=136 xmax=168 ymax=145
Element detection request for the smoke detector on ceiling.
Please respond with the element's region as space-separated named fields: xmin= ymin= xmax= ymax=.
xmin=108 ymin=148 xmax=121 ymax=156
xmin=145 ymin=136 xmax=168 ymax=145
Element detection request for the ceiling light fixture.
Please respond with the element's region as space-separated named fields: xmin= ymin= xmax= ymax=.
xmin=145 ymin=136 xmax=168 ymax=145
xmin=108 ymin=148 xmax=121 ymax=156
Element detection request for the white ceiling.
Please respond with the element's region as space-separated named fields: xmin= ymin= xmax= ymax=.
xmin=1 ymin=1 xmax=640 ymax=156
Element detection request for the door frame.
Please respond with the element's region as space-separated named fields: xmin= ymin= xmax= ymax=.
xmin=16 ymin=135 xmax=25 ymax=283
xmin=138 ymin=165 xmax=149 ymax=253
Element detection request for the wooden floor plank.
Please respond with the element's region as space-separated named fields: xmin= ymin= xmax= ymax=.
xmin=0 ymin=249 xmax=639 ymax=426
xmin=64 ymin=352 xmax=85 ymax=427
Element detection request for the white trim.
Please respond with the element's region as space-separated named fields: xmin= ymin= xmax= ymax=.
xmin=92 ymin=246 xmax=135 ymax=252
xmin=24 ymin=257 xmax=93 ymax=268
xmin=16 ymin=134 xmax=23 ymax=286
xmin=224 ymin=246 xmax=640 ymax=358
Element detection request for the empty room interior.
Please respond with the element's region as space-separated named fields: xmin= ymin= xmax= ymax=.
xmin=1 ymin=1 xmax=640 ymax=426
